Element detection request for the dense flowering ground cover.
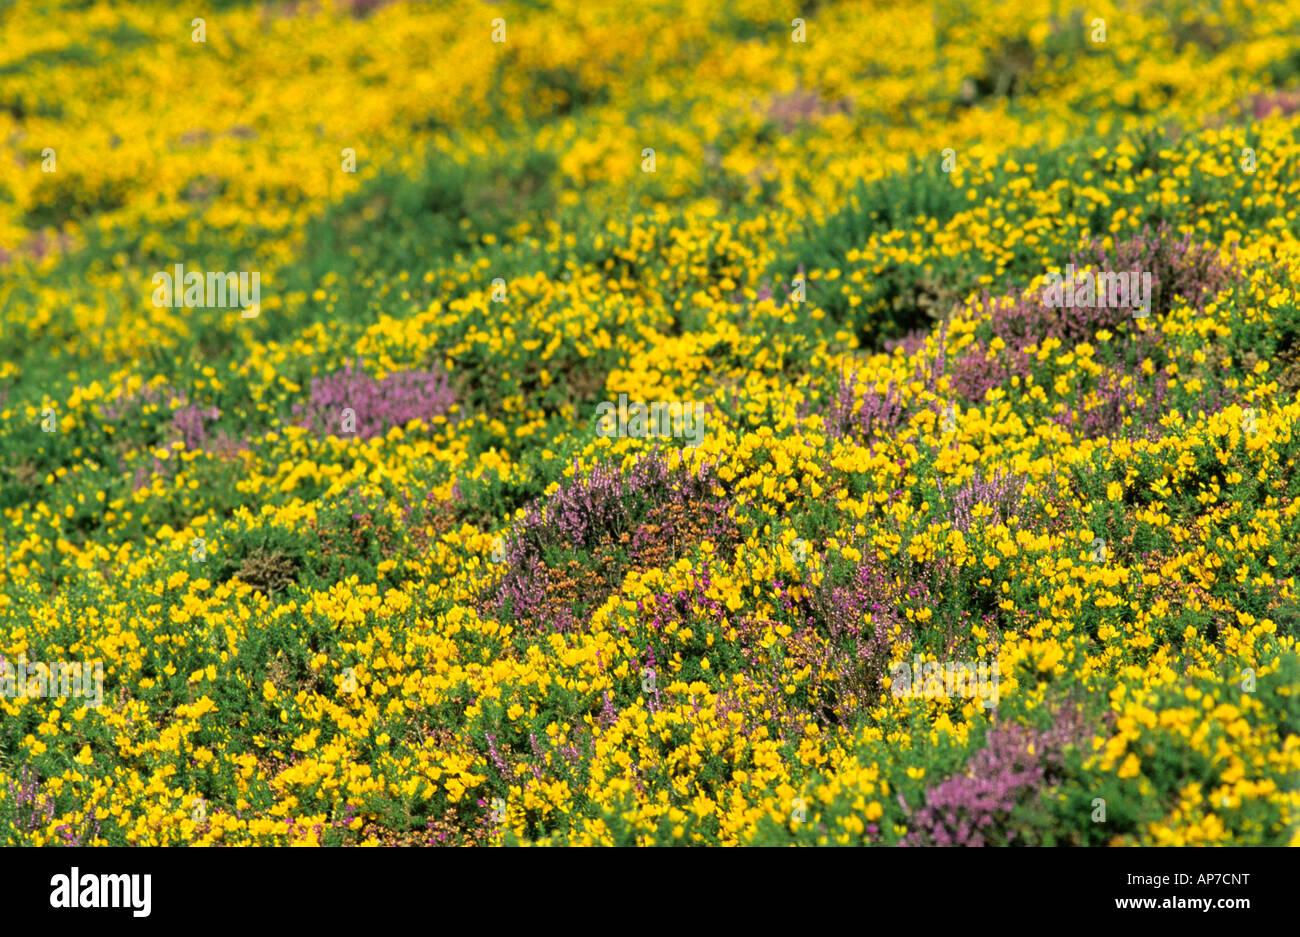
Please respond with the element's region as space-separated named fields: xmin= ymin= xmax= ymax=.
xmin=1 ymin=0 xmax=1299 ymax=846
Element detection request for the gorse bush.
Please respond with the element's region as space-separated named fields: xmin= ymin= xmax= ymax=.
xmin=1 ymin=0 xmax=1298 ymax=848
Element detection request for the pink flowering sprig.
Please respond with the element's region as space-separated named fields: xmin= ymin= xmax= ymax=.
xmin=7 ymin=766 xmax=58 ymax=835
xmin=483 ymin=731 xmax=512 ymax=784
xmin=527 ymin=733 xmax=546 ymax=780
xmin=642 ymin=644 xmax=663 ymax=714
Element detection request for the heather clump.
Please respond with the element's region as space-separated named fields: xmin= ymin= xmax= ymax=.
xmin=171 ymin=400 xmax=222 ymax=450
xmin=484 ymin=452 xmax=738 ymax=628
xmin=1245 ymin=89 xmax=1300 ymax=120
xmin=946 ymin=336 xmax=1033 ymax=404
xmin=764 ymin=90 xmax=854 ymax=133
xmin=1051 ymin=368 xmax=1171 ymax=441
xmin=293 ymin=359 xmax=456 ymax=440
xmin=945 ymin=226 xmax=1240 ymax=412
xmin=937 ymin=470 xmax=1027 ymax=533
xmin=820 ymin=365 xmax=908 ymax=443
xmin=506 ymin=452 xmax=723 ymax=556
xmin=102 ymin=383 xmax=244 ymax=457
xmin=989 ymin=225 xmax=1238 ymax=350
xmin=967 ymin=224 xmax=1237 ymax=361
xmin=6 ymin=766 xmax=58 ymax=838
xmin=1071 ymin=225 xmax=1237 ymax=322
xmin=899 ymin=705 xmax=1097 ymax=846
xmin=767 ymin=552 xmax=925 ymax=725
